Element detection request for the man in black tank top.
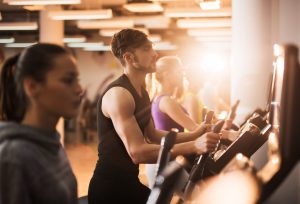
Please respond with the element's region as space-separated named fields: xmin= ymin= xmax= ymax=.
xmin=88 ymin=29 xmax=220 ymax=204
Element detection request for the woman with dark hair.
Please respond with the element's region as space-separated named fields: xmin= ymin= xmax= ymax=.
xmin=0 ymin=43 xmax=82 ymax=204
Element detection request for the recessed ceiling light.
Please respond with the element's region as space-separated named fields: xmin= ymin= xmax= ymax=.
xmin=177 ymin=18 xmax=231 ymax=28
xmin=99 ymin=28 xmax=148 ymax=37
xmin=67 ymin=42 xmax=104 ymax=48
xmin=187 ymin=28 xmax=231 ymax=36
xmin=0 ymin=37 xmax=15 ymax=43
xmin=4 ymin=0 xmax=80 ymax=5
xmin=63 ymin=35 xmax=87 ymax=43
xmin=77 ymin=19 xmax=135 ymax=29
xmin=123 ymin=3 xmax=163 ymax=13
xmin=5 ymin=42 xmax=37 ymax=48
xmin=195 ymin=36 xmax=231 ymax=42
xmin=196 ymin=0 xmax=221 ymax=10
xmin=148 ymin=34 xmax=161 ymax=43
xmin=0 ymin=22 xmax=38 ymax=30
xmin=84 ymin=45 xmax=111 ymax=52
xmin=23 ymin=5 xmax=45 ymax=11
xmin=164 ymin=7 xmax=231 ymax=18
xmin=153 ymin=41 xmax=177 ymax=51
xmin=49 ymin=9 xmax=112 ymax=20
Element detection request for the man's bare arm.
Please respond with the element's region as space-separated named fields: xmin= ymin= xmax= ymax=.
xmin=102 ymin=87 xmax=219 ymax=164
xmin=102 ymin=87 xmax=161 ymax=164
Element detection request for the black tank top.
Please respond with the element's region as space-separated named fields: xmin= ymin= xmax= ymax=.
xmin=96 ymin=74 xmax=151 ymax=176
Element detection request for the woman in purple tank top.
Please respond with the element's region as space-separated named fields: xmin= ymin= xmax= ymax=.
xmin=146 ymin=56 xmax=202 ymax=188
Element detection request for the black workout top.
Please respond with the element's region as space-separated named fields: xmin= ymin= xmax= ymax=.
xmin=96 ymin=74 xmax=151 ymax=176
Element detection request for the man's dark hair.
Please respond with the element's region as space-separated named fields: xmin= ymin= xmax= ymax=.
xmin=111 ymin=29 xmax=149 ymax=66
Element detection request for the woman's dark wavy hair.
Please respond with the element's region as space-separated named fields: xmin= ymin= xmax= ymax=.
xmin=0 ymin=43 xmax=69 ymax=122
xmin=111 ymin=28 xmax=149 ymax=66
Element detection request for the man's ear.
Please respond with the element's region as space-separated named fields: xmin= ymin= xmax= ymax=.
xmin=123 ymin=52 xmax=133 ymax=64
xmin=23 ymin=77 xmax=41 ymax=98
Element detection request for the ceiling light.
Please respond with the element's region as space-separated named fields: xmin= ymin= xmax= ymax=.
xmin=4 ymin=0 xmax=80 ymax=5
xmin=63 ymin=35 xmax=86 ymax=43
xmin=197 ymin=0 xmax=221 ymax=10
xmin=177 ymin=18 xmax=231 ymax=28
xmin=0 ymin=37 xmax=15 ymax=43
xmin=99 ymin=29 xmax=122 ymax=37
xmin=123 ymin=3 xmax=164 ymax=13
xmin=187 ymin=28 xmax=231 ymax=37
xmin=0 ymin=22 xmax=38 ymax=30
xmin=149 ymin=0 xmax=183 ymax=1
xmin=99 ymin=29 xmax=121 ymax=37
xmin=49 ymin=9 xmax=112 ymax=20
xmin=67 ymin=42 xmax=104 ymax=48
xmin=5 ymin=42 xmax=37 ymax=48
xmin=77 ymin=19 xmax=134 ymax=29
xmin=196 ymin=41 xmax=231 ymax=49
xmin=132 ymin=15 xmax=170 ymax=29
xmin=153 ymin=41 xmax=177 ymax=51
xmin=84 ymin=45 xmax=111 ymax=52
xmin=23 ymin=5 xmax=45 ymax=11
xmin=148 ymin=34 xmax=161 ymax=43
xmin=99 ymin=28 xmax=149 ymax=37
xmin=164 ymin=7 xmax=231 ymax=18
xmin=82 ymin=15 xmax=169 ymax=30
xmin=195 ymin=36 xmax=231 ymax=42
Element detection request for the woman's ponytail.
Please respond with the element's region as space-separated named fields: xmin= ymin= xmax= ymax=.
xmin=1 ymin=43 xmax=70 ymax=122
xmin=0 ymin=54 xmax=23 ymax=122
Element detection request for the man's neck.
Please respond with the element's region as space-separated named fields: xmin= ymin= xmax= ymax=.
xmin=124 ymin=67 xmax=146 ymax=96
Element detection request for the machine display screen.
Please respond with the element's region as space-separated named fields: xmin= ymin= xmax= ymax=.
xmin=270 ymin=44 xmax=300 ymax=161
xmin=270 ymin=46 xmax=284 ymax=130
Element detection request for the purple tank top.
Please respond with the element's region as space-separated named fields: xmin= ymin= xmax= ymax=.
xmin=151 ymin=95 xmax=184 ymax=132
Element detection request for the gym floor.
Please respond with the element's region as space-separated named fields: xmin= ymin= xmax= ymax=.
xmin=65 ymin=139 xmax=149 ymax=198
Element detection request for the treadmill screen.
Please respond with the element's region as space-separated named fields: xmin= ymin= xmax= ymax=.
xmin=257 ymin=44 xmax=300 ymax=203
xmin=270 ymin=45 xmax=284 ymax=130
xmin=272 ymin=44 xmax=300 ymax=161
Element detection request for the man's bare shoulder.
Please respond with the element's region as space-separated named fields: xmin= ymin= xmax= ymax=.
xmin=103 ymin=86 xmax=133 ymax=101
xmin=102 ymin=87 xmax=135 ymax=116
